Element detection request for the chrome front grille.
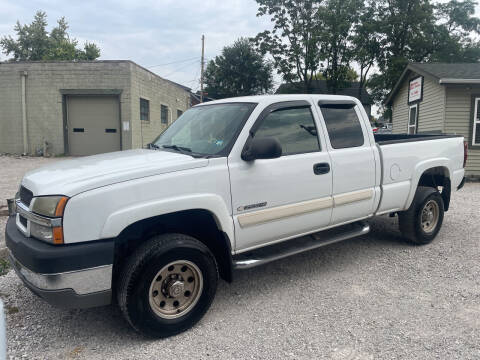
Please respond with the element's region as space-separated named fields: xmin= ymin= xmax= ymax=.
xmin=19 ymin=186 xmax=33 ymax=207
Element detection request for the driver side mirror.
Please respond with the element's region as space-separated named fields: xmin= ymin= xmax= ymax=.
xmin=241 ymin=137 xmax=282 ymax=162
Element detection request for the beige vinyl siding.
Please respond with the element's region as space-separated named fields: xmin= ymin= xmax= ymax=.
xmin=391 ymin=72 xmax=445 ymax=134
xmin=445 ymin=86 xmax=480 ymax=176
xmin=417 ymin=76 xmax=445 ymax=133
xmin=391 ymin=76 xmax=409 ymax=134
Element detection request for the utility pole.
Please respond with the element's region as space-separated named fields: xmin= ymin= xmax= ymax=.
xmin=200 ymin=34 xmax=205 ymax=103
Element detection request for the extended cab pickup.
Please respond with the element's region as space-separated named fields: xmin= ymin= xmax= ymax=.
xmin=5 ymin=95 xmax=466 ymax=337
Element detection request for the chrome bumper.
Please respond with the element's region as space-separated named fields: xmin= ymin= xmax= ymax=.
xmin=8 ymin=250 xmax=112 ymax=295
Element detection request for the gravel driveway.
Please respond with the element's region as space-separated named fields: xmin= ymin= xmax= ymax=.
xmin=0 ymin=155 xmax=479 ymax=359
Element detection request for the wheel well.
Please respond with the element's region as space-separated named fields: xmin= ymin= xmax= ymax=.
xmin=417 ymin=167 xmax=451 ymax=211
xmin=113 ymin=209 xmax=233 ymax=283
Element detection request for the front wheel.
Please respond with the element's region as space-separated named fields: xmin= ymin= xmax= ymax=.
xmin=398 ymin=186 xmax=444 ymax=245
xmin=117 ymin=233 xmax=218 ymax=337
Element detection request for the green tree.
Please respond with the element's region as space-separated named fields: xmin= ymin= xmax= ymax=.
xmin=254 ymin=0 xmax=324 ymax=92
xmin=204 ymin=38 xmax=273 ymax=99
xmin=320 ymin=0 xmax=363 ymax=93
xmin=431 ymin=0 xmax=480 ymax=62
xmin=367 ymin=0 xmax=438 ymax=104
xmin=1 ymin=11 xmax=100 ymax=61
xmin=352 ymin=0 xmax=382 ymax=98
xmin=369 ymin=0 xmax=480 ymax=107
xmin=254 ymin=0 xmax=362 ymax=93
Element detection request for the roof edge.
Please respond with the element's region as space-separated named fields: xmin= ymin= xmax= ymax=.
xmin=385 ymin=63 xmax=440 ymax=105
xmin=0 ymin=59 xmax=192 ymax=92
xmin=439 ymin=78 xmax=480 ymax=84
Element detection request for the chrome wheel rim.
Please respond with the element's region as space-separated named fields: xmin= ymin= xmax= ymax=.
xmin=148 ymin=260 xmax=203 ymax=319
xmin=421 ymin=200 xmax=439 ymax=233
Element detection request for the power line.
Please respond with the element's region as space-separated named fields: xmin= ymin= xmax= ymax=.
xmin=147 ymin=57 xmax=199 ymax=68
xmin=163 ymin=59 xmax=199 ymax=78
xmin=200 ymin=35 xmax=205 ymax=103
xmin=186 ymin=66 xmax=201 ymax=86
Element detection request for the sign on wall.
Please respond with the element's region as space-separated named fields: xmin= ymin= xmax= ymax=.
xmin=408 ymin=76 xmax=423 ymax=104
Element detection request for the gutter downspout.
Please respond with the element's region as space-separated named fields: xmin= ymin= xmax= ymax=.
xmin=21 ymin=71 xmax=28 ymax=155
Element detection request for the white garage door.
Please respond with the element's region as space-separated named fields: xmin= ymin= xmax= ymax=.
xmin=67 ymin=96 xmax=121 ymax=156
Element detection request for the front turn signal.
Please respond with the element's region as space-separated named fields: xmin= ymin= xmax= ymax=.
xmin=52 ymin=227 xmax=64 ymax=245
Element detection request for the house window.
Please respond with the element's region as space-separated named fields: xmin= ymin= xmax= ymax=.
xmin=140 ymin=98 xmax=149 ymax=122
xmin=473 ymin=98 xmax=480 ymax=146
xmin=161 ymin=105 xmax=169 ymax=124
xmin=177 ymin=109 xmax=183 ymax=119
xmin=408 ymin=104 xmax=418 ymax=134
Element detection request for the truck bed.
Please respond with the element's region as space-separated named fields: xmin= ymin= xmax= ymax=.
xmin=374 ymin=133 xmax=463 ymax=145
xmin=373 ymin=133 xmax=465 ymax=216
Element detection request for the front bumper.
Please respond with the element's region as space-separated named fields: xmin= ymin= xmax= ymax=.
xmin=5 ymin=216 xmax=114 ymax=309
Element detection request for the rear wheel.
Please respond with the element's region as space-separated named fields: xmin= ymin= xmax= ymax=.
xmin=117 ymin=233 xmax=218 ymax=337
xmin=399 ymin=186 xmax=444 ymax=245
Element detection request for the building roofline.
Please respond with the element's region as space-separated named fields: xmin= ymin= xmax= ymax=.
xmin=438 ymin=78 xmax=480 ymax=84
xmin=385 ymin=62 xmax=480 ymax=105
xmin=384 ymin=63 xmax=440 ymax=105
xmin=0 ymin=59 xmax=192 ymax=91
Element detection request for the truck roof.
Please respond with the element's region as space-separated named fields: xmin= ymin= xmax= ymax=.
xmin=196 ymin=94 xmax=362 ymax=107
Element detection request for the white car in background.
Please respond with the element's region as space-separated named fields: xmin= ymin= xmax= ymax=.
xmin=377 ymin=123 xmax=393 ymax=134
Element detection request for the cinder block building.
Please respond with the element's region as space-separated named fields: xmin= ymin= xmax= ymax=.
xmin=0 ymin=61 xmax=191 ymax=156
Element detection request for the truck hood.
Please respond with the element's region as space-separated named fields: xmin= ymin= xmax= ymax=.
xmin=21 ymin=149 xmax=209 ymax=197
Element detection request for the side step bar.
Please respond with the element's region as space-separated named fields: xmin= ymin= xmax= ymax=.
xmin=233 ymin=222 xmax=370 ymax=270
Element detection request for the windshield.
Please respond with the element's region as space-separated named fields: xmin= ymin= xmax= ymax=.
xmin=153 ymin=102 xmax=257 ymax=156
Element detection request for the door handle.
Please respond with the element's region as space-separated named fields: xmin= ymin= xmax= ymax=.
xmin=313 ymin=162 xmax=330 ymax=175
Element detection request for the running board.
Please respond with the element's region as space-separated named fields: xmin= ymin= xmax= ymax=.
xmin=233 ymin=222 xmax=370 ymax=270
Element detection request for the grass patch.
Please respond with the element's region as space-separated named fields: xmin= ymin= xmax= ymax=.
xmin=6 ymin=306 xmax=18 ymax=314
xmin=0 ymin=258 xmax=10 ymax=276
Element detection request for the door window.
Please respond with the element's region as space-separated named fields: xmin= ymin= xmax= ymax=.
xmin=254 ymin=107 xmax=320 ymax=156
xmin=319 ymin=103 xmax=364 ymax=148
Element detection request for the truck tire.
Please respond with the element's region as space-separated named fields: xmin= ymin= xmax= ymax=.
xmin=117 ymin=233 xmax=218 ymax=338
xmin=398 ymin=186 xmax=444 ymax=245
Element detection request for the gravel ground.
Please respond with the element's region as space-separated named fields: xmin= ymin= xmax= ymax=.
xmin=0 ymin=155 xmax=69 ymax=250
xmin=0 ymin=181 xmax=478 ymax=359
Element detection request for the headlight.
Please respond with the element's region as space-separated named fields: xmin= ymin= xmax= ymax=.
xmin=29 ymin=196 xmax=68 ymax=244
xmin=31 ymin=196 xmax=68 ymax=217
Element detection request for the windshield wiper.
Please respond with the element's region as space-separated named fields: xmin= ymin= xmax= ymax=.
xmin=161 ymin=144 xmax=192 ymax=153
xmin=148 ymin=143 xmax=160 ymax=150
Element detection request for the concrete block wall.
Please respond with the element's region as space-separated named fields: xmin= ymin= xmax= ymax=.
xmin=0 ymin=61 xmax=132 ymax=155
xmin=129 ymin=63 xmax=191 ymax=148
xmin=0 ymin=67 xmax=23 ymax=154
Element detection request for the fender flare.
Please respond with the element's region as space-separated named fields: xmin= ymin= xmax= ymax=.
xmin=404 ymin=158 xmax=451 ymax=210
xmin=100 ymin=193 xmax=234 ymax=247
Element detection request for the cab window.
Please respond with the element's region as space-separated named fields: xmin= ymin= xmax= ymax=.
xmin=319 ymin=103 xmax=364 ymax=149
xmin=254 ymin=107 xmax=320 ymax=156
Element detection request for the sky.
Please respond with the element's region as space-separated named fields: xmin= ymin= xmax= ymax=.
xmin=0 ymin=0 xmax=275 ymax=92
xmin=1 ymin=0 xmax=480 ymax=106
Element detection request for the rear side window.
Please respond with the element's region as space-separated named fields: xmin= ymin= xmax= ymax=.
xmin=254 ymin=107 xmax=320 ymax=156
xmin=319 ymin=104 xmax=364 ymax=149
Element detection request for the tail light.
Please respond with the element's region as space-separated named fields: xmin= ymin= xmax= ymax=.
xmin=464 ymin=141 xmax=468 ymax=168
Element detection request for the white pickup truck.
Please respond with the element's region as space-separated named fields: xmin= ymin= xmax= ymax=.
xmin=6 ymin=95 xmax=466 ymax=337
